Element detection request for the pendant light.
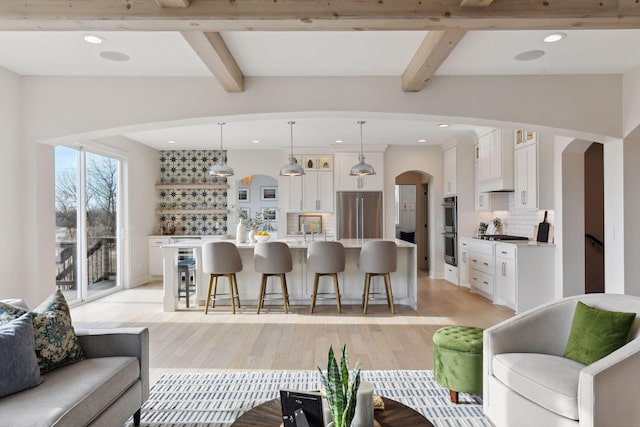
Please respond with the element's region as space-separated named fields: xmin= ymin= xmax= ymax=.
xmin=349 ymin=120 xmax=376 ymax=176
xmin=279 ymin=121 xmax=305 ymax=176
xmin=209 ymin=122 xmax=234 ymax=177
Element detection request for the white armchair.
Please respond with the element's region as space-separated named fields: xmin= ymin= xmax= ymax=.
xmin=483 ymin=293 xmax=640 ymax=427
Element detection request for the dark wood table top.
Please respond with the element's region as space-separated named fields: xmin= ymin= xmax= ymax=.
xmin=231 ymin=396 xmax=434 ymax=427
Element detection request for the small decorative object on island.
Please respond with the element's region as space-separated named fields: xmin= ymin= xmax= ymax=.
xmin=318 ymin=345 xmax=362 ymax=427
xmin=492 ymin=217 xmax=502 ymax=234
xmin=236 ymin=220 xmax=247 ymax=244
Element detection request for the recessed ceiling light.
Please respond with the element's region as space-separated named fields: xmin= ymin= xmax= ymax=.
xmin=251 ymin=140 xmax=260 ymax=144
xmin=418 ymin=139 xmax=427 ymax=143
xmin=83 ymin=34 xmax=105 ymax=44
xmin=514 ymin=50 xmax=545 ymax=61
xmin=99 ymin=51 xmax=130 ymax=62
xmin=543 ymin=33 xmax=566 ymax=43
xmin=437 ymin=124 xmax=449 ymax=128
xmin=335 ymin=139 xmax=344 ymax=144
xmin=167 ymin=140 xmax=177 ymax=144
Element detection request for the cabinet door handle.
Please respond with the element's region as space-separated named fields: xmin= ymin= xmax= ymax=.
xmin=524 ymin=190 xmax=528 ymax=205
xmin=502 ymin=262 xmax=506 ymax=276
xmin=316 ymin=200 xmax=319 ymax=210
xmin=300 ymin=200 xmax=303 ymax=211
xmin=483 ymin=262 xmax=489 ymax=266
xmin=483 ymin=281 xmax=489 ymax=285
xmin=501 ymin=250 xmax=508 ymax=254
xmin=472 ymin=276 xmax=478 ymax=281
xmin=472 ymin=259 xmax=478 ymax=263
xmin=463 ymin=252 xmax=467 ymax=262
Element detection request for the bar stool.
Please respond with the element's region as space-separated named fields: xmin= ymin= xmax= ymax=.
xmin=202 ymin=241 xmax=243 ymax=314
xmin=308 ymin=241 xmax=345 ymax=314
xmin=254 ymin=241 xmax=292 ymax=314
xmin=359 ymin=240 xmax=397 ymax=315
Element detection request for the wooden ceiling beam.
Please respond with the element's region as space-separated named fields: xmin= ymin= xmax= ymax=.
xmin=460 ymin=0 xmax=494 ymax=7
xmin=155 ymin=0 xmax=190 ymax=8
xmin=0 ymin=1 xmax=639 ymax=31
xmin=180 ymin=31 xmax=244 ymax=93
xmin=402 ymin=30 xmax=467 ymax=92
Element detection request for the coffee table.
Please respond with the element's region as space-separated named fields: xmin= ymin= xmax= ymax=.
xmin=231 ymin=396 xmax=434 ymax=427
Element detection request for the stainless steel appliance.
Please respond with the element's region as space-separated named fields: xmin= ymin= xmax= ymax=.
xmin=336 ymin=191 xmax=383 ymax=239
xmin=442 ymin=196 xmax=457 ymax=266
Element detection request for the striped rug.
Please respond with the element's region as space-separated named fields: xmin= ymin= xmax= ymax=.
xmin=124 ymin=370 xmax=490 ymax=427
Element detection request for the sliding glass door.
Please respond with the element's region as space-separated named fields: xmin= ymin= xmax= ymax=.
xmin=55 ymin=146 xmax=121 ymax=303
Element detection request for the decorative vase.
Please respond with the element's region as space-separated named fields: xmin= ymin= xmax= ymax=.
xmin=248 ymin=229 xmax=256 ymax=243
xmin=351 ymin=381 xmax=374 ymax=427
xmin=236 ymin=221 xmax=246 ymax=244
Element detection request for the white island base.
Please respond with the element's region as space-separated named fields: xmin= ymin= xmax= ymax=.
xmin=162 ymin=238 xmax=417 ymax=312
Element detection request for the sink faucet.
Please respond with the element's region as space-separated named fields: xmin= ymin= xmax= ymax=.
xmin=311 ymin=231 xmax=315 ymax=241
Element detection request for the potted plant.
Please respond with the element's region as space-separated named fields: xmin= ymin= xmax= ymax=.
xmin=318 ymin=345 xmax=361 ymax=427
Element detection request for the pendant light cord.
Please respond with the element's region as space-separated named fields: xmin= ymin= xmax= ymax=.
xmin=218 ymin=122 xmax=225 ymax=151
xmin=288 ymin=121 xmax=295 ymax=158
xmin=358 ymin=120 xmax=365 ymax=159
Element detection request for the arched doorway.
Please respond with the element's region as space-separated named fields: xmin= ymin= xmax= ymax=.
xmin=395 ymin=171 xmax=430 ymax=271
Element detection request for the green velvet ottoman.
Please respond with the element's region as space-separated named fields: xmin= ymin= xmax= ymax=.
xmin=433 ymin=325 xmax=483 ymax=403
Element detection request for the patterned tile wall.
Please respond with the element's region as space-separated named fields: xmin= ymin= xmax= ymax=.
xmin=157 ymin=150 xmax=229 ymax=236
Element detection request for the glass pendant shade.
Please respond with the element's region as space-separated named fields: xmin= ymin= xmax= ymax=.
xmin=350 ymin=120 xmax=376 ymax=176
xmin=209 ymin=122 xmax=234 ymax=177
xmin=280 ymin=121 xmax=305 ymax=176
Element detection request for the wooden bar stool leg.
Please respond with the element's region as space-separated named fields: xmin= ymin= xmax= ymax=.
xmin=384 ymin=273 xmax=395 ymax=315
xmin=310 ymin=273 xmax=320 ymax=313
xmin=333 ymin=273 xmax=342 ymax=314
xmin=450 ymin=390 xmax=459 ymax=404
xmin=227 ymin=274 xmax=236 ymax=315
xmin=280 ymin=274 xmax=289 ymax=313
xmin=233 ymin=274 xmax=241 ymax=308
xmin=257 ymin=274 xmax=267 ymax=314
xmin=205 ymin=274 xmax=214 ymax=314
xmin=363 ymin=273 xmax=371 ymax=314
xmin=212 ymin=276 xmax=219 ymax=308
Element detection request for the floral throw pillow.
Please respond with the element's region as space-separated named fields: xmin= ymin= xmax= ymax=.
xmin=0 ymin=290 xmax=84 ymax=374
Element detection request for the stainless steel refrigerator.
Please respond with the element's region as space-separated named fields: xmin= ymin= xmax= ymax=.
xmin=336 ymin=191 xmax=383 ymax=239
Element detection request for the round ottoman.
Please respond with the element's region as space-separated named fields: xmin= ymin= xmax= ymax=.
xmin=432 ymin=326 xmax=483 ymax=403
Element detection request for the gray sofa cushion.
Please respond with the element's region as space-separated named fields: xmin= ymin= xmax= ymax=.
xmin=0 ymin=314 xmax=43 ymax=398
xmin=0 ymin=356 xmax=140 ymax=427
xmin=493 ymin=353 xmax=585 ymax=420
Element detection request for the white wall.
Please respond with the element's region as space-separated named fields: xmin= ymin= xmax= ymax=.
xmin=604 ymin=140 xmax=625 ymax=294
xmin=623 ymin=66 xmax=640 ymax=138
xmin=623 ymin=130 xmax=640 ymax=296
xmin=384 ymin=145 xmax=443 ymax=277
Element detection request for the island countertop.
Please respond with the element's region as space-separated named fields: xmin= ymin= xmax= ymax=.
xmin=161 ymin=238 xmax=417 ymax=312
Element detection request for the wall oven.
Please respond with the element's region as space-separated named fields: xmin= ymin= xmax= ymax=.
xmin=442 ymin=196 xmax=457 ymax=266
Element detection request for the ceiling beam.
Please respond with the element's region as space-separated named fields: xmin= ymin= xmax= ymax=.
xmin=155 ymin=0 xmax=190 ymax=8
xmin=180 ymin=31 xmax=244 ymax=93
xmin=402 ymin=30 xmax=467 ymax=92
xmin=0 ymin=1 xmax=639 ymax=31
xmin=460 ymin=0 xmax=494 ymax=7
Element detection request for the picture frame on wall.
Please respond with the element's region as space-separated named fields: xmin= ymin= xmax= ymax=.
xmin=262 ymin=208 xmax=277 ymax=221
xmin=299 ymin=214 xmax=322 ymax=234
xmin=238 ymin=187 xmax=250 ymax=202
xmin=261 ymin=186 xmax=278 ymax=201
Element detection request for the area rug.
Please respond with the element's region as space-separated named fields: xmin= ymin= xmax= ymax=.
xmin=124 ymin=370 xmax=489 ymax=427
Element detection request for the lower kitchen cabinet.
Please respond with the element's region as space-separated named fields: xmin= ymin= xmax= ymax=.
xmin=148 ymin=236 xmax=170 ymax=278
xmin=494 ymin=242 xmax=555 ymax=313
xmin=444 ymin=262 xmax=458 ymax=285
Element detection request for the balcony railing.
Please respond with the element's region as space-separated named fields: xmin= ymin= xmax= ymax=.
xmin=56 ymin=237 xmax=117 ymax=290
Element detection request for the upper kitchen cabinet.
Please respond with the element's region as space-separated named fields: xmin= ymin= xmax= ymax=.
xmin=334 ymin=152 xmax=384 ymax=192
xmin=477 ymin=129 xmax=514 ymax=192
xmin=475 ymin=144 xmax=508 ymax=211
xmin=287 ymin=154 xmax=334 ymax=212
xmin=443 ymin=146 xmax=457 ymax=196
xmin=514 ymin=132 xmax=554 ymax=210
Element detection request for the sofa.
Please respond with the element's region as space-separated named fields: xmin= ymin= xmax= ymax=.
xmin=484 ymin=293 xmax=640 ymax=427
xmin=0 ymin=298 xmax=149 ymax=427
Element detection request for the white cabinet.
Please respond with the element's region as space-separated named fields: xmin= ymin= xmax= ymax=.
xmin=304 ymin=170 xmax=334 ymax=212
xmin=514 ymin=132 xmax=554 ymax=210
xmin=148 ymin=236 xmax=170 ymax=278
xmin=459 ymin=238 xmax=471 ymax=287
xmin=288 ymin=175 xmax=304 ymax=211
xmin=444 ymin=263 xmax=458 ymax=285
xmin=494 ymin=242 xmax=555 ymax=313
xmin=334 ymin=152 xmax=384 ymax=191
xmin=474 ymin=144 xmax=508 ymax=211
xmin=477 ymin=129 xmax=514 ymax=192
xmin=467 ymin=239 xmax=495 ymax=300
xmin=444 ymin=146 xmax=457 ymax=196
xmin=495 ymin=244 xmax=516 ymax=310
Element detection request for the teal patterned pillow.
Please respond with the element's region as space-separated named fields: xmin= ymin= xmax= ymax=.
xmin=0 ymin=291 xmax=84 ymax=373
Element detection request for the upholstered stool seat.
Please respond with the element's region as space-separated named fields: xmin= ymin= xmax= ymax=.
xmin=359 ymin=240 xmax=397 ymax=314
xmin=202 ymin=241 xmax=243 ymax=314
xmin=254 ymin=241 xmax=292 ymax=314
xmin=433 ymin=325 xmax=484 ymax=403
xmin=308 ymin=241 xmax=345 ymax=314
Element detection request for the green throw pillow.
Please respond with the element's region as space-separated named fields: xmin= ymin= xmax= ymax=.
xmin=0 ymin=290 xmax=84 ymax=374
xmin=564 ymin=301 xmax=636 ymax=365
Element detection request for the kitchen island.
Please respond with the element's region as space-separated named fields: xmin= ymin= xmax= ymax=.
xmin=161 ymin=238 xmax=417 ymax=312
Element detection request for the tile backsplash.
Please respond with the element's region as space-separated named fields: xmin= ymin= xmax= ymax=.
xmin=493 ymin=193 xmax=554 ymax=239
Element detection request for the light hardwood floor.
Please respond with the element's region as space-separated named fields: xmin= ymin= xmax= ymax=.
xmin=71 ymin=271 xmax=514 ymax=384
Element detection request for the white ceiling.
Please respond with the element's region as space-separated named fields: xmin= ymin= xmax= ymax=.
xmin=1 ymin=29 xmax=639 ymax=150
